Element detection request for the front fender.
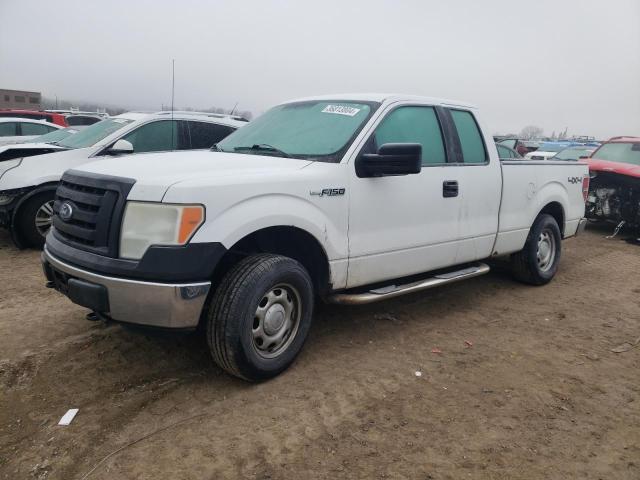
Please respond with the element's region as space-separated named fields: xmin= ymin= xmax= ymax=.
xmin=191 ymin=193 xmax=347 ymax=261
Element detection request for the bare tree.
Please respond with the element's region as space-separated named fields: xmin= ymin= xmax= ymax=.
xmin=519 ymin=125 xmax=543 ymax=140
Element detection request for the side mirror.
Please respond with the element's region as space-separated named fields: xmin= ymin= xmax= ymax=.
xmin=107 ymin=139 xmax=134 ymax=155
xmin=356 ymin=143 xmax=422 ymax=178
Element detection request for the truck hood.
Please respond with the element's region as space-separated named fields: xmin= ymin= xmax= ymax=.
xmin=76 ymin=150 xmax=314 ymax=201
xmin=586 ymin=158 xmax=640 ymax=179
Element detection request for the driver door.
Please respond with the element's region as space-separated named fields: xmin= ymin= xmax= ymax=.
xmin=346 ymin=103 xmax=463 ymax=288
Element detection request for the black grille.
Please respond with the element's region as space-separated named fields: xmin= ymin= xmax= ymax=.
xmin=52 ymin=171 xmax=135 ymax=257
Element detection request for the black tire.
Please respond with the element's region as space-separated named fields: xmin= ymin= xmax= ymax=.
xmin=206 ymin=254 xmax=314 ymax=381
xmin=510 ymin=213 xmax=562 ymax=285
xmin=15 ymin=191 xmax=55 ymax=248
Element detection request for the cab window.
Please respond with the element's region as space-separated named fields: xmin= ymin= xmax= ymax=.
xmin=373 ymin=106 xmax=446 ymax=165
xmin=122 ymin=120 xmax=178 ymax=153
xmin=450 ymin=110 xmax=487 ymax=164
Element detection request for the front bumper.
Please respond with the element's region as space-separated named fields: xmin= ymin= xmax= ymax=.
xmin=42 ymin=247 xmax=211 ymax=329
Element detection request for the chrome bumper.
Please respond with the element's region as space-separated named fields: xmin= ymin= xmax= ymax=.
xmin=576 ymin=217 xmax=588 ymax=235
xmin=42 ymin=248 xmax=211 ymax=329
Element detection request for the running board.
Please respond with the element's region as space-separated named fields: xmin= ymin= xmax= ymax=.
xmin=327 ymin=263 xmax=490 ymax=305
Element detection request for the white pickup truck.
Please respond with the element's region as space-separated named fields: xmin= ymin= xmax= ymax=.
xmin=42 ymin=94 xmax=589 ymax=381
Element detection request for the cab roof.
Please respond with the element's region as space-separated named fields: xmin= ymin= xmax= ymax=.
xmin=283 ymin=93 xmax=476 ymax=109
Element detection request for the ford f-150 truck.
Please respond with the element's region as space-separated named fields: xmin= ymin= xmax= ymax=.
xmin=42 ymin=94 xmax=589 ymax=381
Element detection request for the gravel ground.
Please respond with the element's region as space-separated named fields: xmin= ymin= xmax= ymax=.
xmin=0 ymin=226 xmax=639 ymax=479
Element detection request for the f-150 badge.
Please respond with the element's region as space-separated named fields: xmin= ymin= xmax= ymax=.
xmin=310 ymin=188 xmax=345 ymax=197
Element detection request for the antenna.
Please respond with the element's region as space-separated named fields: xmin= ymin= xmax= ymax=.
xmin=230 ymin=102 xmax=239 ymax=116
xmin=171 ymin=59 xmax=175 ymax=150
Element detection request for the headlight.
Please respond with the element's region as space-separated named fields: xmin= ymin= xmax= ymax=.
xmin=119 ymin=202 xmax=205 ymax=259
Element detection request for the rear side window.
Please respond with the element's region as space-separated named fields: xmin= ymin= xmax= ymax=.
xmin=450 ymin=110 xmax=487 ymax=164
xmin=122 ymin=120 xmax=178 ymax=153
xmin=0 ymin=122 xmax=17 ymax=137
xmin=374 ymin=106 xmax=446 ymax=165
xmin=21 ymin=123 xmax=52 ymax=136
xmin=187 ymin=121 xmax=235 ymax=149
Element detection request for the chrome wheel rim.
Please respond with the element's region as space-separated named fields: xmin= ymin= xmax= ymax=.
xmin=536 ymin=229 xmax=556 ymax=272
xmin=35 ymin=200 xmax=55 ymax=237
xmin=252 ymin=283 xmax=301 ymax=359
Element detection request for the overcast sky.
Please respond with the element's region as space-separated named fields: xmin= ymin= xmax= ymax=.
xmin=1 ymin=0 xmax=639 ymax=138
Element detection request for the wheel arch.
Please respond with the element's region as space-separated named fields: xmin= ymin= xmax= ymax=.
xmin=537 ymin=201 xmax=565 ymax=236
xmin=210 ymin=225 xmax=332 ymax=299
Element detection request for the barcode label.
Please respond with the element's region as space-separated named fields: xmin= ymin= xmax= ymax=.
xmin=321 ymin=105 xmax=361 ymax=117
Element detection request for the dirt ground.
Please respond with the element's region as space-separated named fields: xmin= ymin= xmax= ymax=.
xmin=0 ymin=227 xmax=638 ymax=480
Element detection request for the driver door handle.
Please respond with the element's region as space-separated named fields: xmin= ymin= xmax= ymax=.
xmin=443 ymin=180 xmax=458 ymax=198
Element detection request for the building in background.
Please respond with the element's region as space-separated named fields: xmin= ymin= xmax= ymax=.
xmin=0 ymin=88 xmax=42 ymax=110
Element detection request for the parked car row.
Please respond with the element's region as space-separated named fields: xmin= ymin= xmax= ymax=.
xmin=0 ymin=95 xmax=636 ymax=382
xmin=0 ymin=108 xmax=106 ymax=127
xmin=0 ymin=111 xmax=247 ymax=247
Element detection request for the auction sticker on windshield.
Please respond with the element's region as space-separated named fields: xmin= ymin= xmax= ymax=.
xmin=322 ymin=105 xmax=361 ymax=117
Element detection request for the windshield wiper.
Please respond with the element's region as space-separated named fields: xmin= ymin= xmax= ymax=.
xmin=233 ymin=144 xmax=291 ymax=158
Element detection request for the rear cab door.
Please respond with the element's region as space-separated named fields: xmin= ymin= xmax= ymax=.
xmin=442 ymin=106 xmax=502 ymax=262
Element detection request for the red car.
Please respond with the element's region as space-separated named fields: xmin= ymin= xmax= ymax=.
xmin=0 ymin=109 xmax=68 ymax=127
xmin=584 ymin=136 xmax=640 ymax=233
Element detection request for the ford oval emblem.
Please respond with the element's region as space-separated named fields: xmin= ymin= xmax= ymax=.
xmin=59 ymin=202 xmax=74 ymax=221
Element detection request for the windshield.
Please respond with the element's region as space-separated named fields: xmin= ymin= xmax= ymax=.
xmin=553 ymin=147 xmax=593 ymax=161
xmin=57 ymin=118 xmax=133 ymax=149
xmin=28 ymin=127 xmax=78 ymax=145
xmin=217 ymin=101 xmax=378 ymax=161
xmin=592 ymin=142 xmax=640 ymax=166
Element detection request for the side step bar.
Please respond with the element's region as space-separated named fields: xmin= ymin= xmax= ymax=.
xmin=326 ymin=263 xmax=490 ymax=305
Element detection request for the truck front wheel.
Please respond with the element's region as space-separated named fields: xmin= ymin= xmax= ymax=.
xmin=510 ymin=213 xmax=562 ymax=285
xmin=206 ymin=254 xmax=314 ymax=381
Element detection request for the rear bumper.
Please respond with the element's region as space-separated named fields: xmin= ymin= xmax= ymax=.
xmin=42 ymin=247 xmax=210 ymax=329
xmin=576 ymin=217 xmax=588 ymax=236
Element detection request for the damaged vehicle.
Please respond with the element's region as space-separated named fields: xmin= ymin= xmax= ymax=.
xmin=585 ymin=136 xmax=640 ymax=235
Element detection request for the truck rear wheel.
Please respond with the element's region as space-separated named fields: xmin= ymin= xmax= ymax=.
xmin=206 ymin=254 xmax=314 ymax=381
xmin=15 ymin=191 xmax=55 ymax=248
xmin=510 ymin=213 xmax=562 ymax=285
